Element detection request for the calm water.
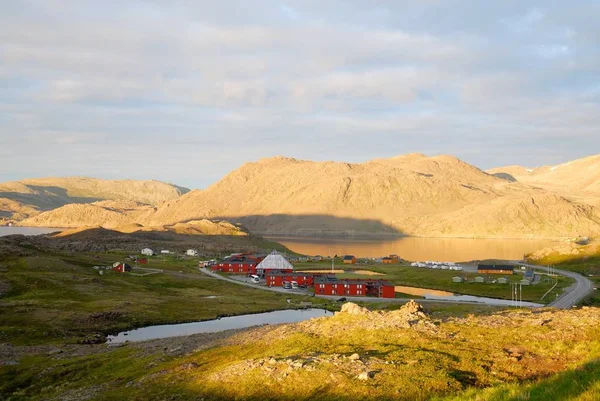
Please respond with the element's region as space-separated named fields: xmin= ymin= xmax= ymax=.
xmin=0 ymin=227 xmax=62 ymax=236
xmin=107 ymin=308 xmax=333 ymax=343
xmin=269 ymin=236 xmax=559 ymax=262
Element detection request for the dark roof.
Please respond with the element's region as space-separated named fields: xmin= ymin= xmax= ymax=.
xmin=343 ymin=255 xmax=355 ymax=260
xmin=266 ymin=270 xmax=311 ymax=277
xmin=477 ymin=264 xmax=514 ymax=271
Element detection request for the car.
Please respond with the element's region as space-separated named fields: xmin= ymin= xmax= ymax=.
xmin=291 ymin=281 xmax=299 ymax=289
xmin=282 ymin=281 xmax=292 ymax=289
xmin=249 ymin=275 xmax=260 ymax=284
xmin=336 ymin=297 xmax=347 ymax=302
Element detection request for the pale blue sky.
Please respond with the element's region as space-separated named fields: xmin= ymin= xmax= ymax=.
xmin=1 ymin=1 xmax=599 ymax=189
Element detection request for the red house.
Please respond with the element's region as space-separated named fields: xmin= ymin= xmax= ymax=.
xmin=113 ymin=263 xmax=131 ymax=273
xmin=265 ymin=270 xmax=320 ymax=287
xmin=313 ymin=276 xmax=395 ymax=298
xmin=211 ymin=260 xmax=257 ymax=274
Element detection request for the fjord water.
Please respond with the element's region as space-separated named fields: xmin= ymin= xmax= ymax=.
xmin=268 ymin=236 xmax=559 ymax=262
xmin=0 ymin=227 xmax=62 ymax=236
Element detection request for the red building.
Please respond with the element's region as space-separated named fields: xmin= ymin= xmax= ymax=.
xmin=265 ymin=270 xmax=318 ymax=287
xmin=113 ymin=263 xmax=131 ymax=273
xmin=313 ymin=276 xmax=395 ymax=298
xmin=211 ymin=260 xmax=257 ymax=274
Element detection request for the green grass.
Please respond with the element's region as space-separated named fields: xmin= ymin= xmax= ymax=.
xmin=4 ymin=303 xmax=597 ymax=401
xmin=0 ymin=253 xmax=326 ymax=345
xmin=295 ymin=261 xmax=570 ymax=303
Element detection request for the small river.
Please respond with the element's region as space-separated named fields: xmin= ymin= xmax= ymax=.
xmin=0 ymin=227 xmax=63 ymax=236
xmin=268 ymin=236 xmax=559 ymax=262
xmin=107 ymin=308 xmax=333 ymax=343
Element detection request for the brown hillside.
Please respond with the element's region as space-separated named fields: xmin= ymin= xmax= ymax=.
xmin=141 ymin=154 xmax=600 ymax=238
xmin=488 ymin=154 xmax=600 ymax=200
xmin=0 ymin=177 xmax=188 ymax=223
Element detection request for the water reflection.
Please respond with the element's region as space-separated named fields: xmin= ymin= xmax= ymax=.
xmin=269 ymin=236 xmax=559 ymax=262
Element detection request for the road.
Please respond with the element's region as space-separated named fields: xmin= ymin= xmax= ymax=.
xmin=511 ymin=262 xmax=594 ymax=309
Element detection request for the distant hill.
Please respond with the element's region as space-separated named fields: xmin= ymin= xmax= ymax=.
xmin=139 ymin=154 xmax=600 ymax=238
xmin=0 ymin=177 xmax=189 ymax=224
xmin=488 ymin=154 xmax=600 ymax=200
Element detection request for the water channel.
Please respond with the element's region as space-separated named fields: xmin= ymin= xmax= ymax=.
xmin=107 ymin=308 xmax=333 ymax=343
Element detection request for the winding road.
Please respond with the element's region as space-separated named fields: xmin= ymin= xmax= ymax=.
xmin=511 ymin=262 xmax=595 ymax=309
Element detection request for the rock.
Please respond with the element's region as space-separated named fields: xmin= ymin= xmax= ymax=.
xmin=268 ymin=358 xmax=277 ymax=366
xmin=292 ymin=361 xmax=304 ymax=369
xmin=357 ymin=371 xmax=374 ymax=380
xmin=349 ymin=353 xmax=360 ymax=361
xmin=47 ymin=348 xmax=63 ymax=356
xmin=339 ymin=303 xmax=370 ymax=315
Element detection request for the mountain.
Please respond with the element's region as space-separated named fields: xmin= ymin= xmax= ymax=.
xmin=0 ymin=177 xmax=189 ymax=224
xmin=488 ymin=154 xmax=600 ymax=200
xmin=139 ymin=154 xmax=600 ymax=238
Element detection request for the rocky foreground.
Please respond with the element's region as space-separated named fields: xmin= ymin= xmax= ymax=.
xmin=2 ymin=301 xmax=600 ymax=400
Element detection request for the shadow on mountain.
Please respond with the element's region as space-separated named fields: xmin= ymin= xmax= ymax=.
xmin=0 ymin=185 xmax=102 ymax=211
xmin=490 ymin=172 xmax=517 ymax=182
xmin=212 ymin=214 xmax=406 ymax=237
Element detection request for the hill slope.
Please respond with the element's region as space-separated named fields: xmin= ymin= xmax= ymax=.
xmin=140 ymin=154 xmax=600 ymax=238
xmin=0 ymin=177 xmax=189 ymax=224
xmin=488 ymin=154 xmax=600 ymax=200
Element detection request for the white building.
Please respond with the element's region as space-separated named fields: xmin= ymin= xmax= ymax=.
xmin=186 ymin=249 xmax=198 ymax=257
xmin=255 ymin=250 xmax=294 ymax=276
xmin=160 ymin=250 xmax=170 ymax=254
xmin=141 ymin=248 xmax=154 ymax=256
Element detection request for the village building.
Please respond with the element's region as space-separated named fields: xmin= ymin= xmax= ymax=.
xmin=141 ymin=248 xmax=154 ymax=256
xmin=186 ymin=249 xmax=198 ymax=257
xmin=474 ymin=276 xmax=485 ymax=283
xmin=313 ymin=276 xmax=395 ymax=298
xmin=342 ymin=255 xmax=357 ymax=264
xmin=477 ymin=264 xmax=514 ymax=275
xmin=160 ymin=250 xmax=171 ymax=254
xmin=255 ymin=250 xmax=294 ymax=277
xmin=265 ymin=270 xmax=319 ymax=287
xmin=497 ymin=277 xmax=509 ymax=284
xmin=452 ymin=276 xmax=464 ymax=283
xmin=112 ymin=263 xmax=131 ymax=273
xmin=211 ymin=260 xmax=258 ymax=274
xmin=382 ymin=256 xmax=399 ymax=264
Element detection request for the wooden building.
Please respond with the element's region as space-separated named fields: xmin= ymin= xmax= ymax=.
xmin=265 ymin=270 xmax=319 ymax=287
xmin=477 ymin=264 xmax=514 ymax=275
xmin=313 ymin=276 xmax=395 ymax=298
xmin=342 ymin=255 xmax=357 ymax=264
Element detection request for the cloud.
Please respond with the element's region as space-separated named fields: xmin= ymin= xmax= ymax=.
xmin=0 ymin=1 xmax=599 ymax=188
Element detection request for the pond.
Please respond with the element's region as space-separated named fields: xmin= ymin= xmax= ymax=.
xmin=107 ymin=308 xmax=333 ymax=343
xmin=0 ymin=226 xmax=63 ymax=236
xmin=268 ymin=235 xmax=559 ymax=262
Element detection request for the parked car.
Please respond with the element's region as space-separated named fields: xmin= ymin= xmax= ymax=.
xmin=282 ymin=281 xmax=292 ymax=289
xmin=336 ymin=297 xmax=347 ymax=302
xmin=250 ymin=275 xmax=260 ymax=284
xmin=291 ymin=281 xmax=299 ymax=289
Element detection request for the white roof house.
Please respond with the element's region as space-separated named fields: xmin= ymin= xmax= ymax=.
xmin=141 ymin=248 xmax=154 ymax=256
xmin=255 ymin=250 xmax=294 ymax=272
xmin=186 ymin=249 xmax=198 ymax=256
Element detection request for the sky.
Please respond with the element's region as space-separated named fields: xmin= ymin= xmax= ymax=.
xmin=1 ymin=1 xmax=599 ymax=189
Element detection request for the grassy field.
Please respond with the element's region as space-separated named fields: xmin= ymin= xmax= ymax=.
xmin=0 ymin=252 xmax=325 ymax=345
xmin=294 ymin=261 xmax=571 ymax=303
xmin=3 ymin=303 xmax=598 ymax=401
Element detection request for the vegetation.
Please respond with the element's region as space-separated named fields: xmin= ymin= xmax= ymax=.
xmin=2 ymin=301 xmax=598 ymax=401
xmin=0 ymin=252 xmax=323 ymax=345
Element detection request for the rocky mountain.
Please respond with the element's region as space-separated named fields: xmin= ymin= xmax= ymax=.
xmin=0 ymin=177 xmax=189 ymax=224
xmin=139 ymin=154 xmax=600 ymax=238
xmin=488 ymin=154 xmax=600 ymax=200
